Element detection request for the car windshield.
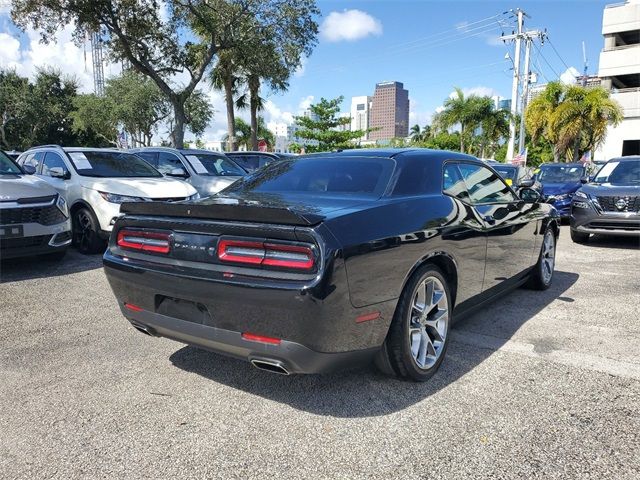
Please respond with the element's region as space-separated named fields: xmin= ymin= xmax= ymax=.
xmin=183 ymin=153 xmax=246 ymax=176
xmin=0 ymin=151 xmax=22 ymax=174
xmin=493 ymin=165 xmax=517 ymax=181
xmin=67 ymin=151 xmax=162 ymax=178
xmin=224 ymin=157 xmax=395 ymax=198
xmin=593 ymin=159 xmax=640 ymax=185
xmin=537 ymin=165 xmax=583 ymax=183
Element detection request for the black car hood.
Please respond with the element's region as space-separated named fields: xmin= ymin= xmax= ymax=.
xmin=121 ymin=191 xmax=374 ymax=226
xmin=580 ymin=183 xmax=640 ymax=197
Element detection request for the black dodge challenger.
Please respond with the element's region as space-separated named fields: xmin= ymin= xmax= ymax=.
xmin=104 ymin=149 xmax=559 ymax=381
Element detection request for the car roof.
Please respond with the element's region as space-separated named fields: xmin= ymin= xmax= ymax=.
xmin=314 ymin=148 xmax=479 ymax=162
xmin=225 ymin=151 xmax=278 ymax=156
xmin=539 ymin=162 xmax=584 ymax=167
xmin=609 ymin=156 xmax=640 ymax=162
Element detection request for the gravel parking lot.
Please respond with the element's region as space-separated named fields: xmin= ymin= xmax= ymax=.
xmin=1 ymin=226 xmax=639 ymax=479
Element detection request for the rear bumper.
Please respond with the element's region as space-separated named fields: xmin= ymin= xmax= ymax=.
xmin=103 ymin=252 xmax=394 ymax=373
xmin=121 ymin=303 xmax=378 ymax=374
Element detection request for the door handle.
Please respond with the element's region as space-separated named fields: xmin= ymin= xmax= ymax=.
xmin=483 ymin=215 xmax=496 ymax=225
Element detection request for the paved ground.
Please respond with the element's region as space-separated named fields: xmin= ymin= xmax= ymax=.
xmin=1 ymin=226 xmax=639 ymax=479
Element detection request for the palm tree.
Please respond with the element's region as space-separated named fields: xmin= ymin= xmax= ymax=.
xmin=525 ymin=82 xmax=565 ymax=162
xmin=479 ymin=107 xmax=511 ymax=159
xmin=209 ymin=51 xmax=243 ymax=151
xmin=551 ymin=85 xmax=623 ymax=161
xmin=433 ymin=87 xmax=485 ymax=153
xmin=410 ymin=124 xmax=422 ymax=143
xmin=223 ymin=117 xmax=275 ymax=151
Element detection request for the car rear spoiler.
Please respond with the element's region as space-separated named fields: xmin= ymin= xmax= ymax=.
xmin=120 ymin=201 xmax=324 ymax=226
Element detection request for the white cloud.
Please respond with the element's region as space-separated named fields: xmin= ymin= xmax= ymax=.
xmin=409 ymin=97 xmax=432 ymax=127
xmin=294 ymin=56 xmax=307 ymax=78
xmin=0 ymin=23 xmax=119 ymax=93
xmin=298 ymin=95 xmax=314 ymax=112
xmin=320 ymin=9 xmax=382 ymax=42
xmin=560 ymin=66 xmax=580 ymax=85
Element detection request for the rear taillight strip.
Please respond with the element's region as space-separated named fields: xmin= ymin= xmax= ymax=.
xmin=217 ymin=239 xmax=315 ymax=270
xmin=117 ymin=229 xmax=171 ymax=254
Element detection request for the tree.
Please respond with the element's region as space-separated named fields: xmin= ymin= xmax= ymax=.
xmin=11 ymin=0 xmax=320 ymax=148
xmin=70 ymin=94 xmax=118 ymax=147
xmin=293 ymin=96 xmax=369 ymax=153
xmin=525 ymin=82 xmax=622 ymax=162
xmin=209 ymin=50 xmax=244 ymax=151
xmin=409 ymin=124 xmax=422 ymax=143
xmin=0 ymin=70 xmax=31 ymax=150
xmin=432 ymin=87 xmax=486 ymax=153
xmin=477 ymin=102 xmax=511 ymax=159
xmin=223 ymin=117 xmax=274 ymax=150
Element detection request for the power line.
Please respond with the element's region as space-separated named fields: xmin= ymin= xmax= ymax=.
xmin=533 ymin=41 xmax=561 ymax=79
xmin=546 ymin=37 xmax=571 ymax=71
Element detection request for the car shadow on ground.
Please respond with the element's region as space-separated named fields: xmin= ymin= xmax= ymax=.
xmin=169 ymin=270 xmax=579 ymax=418
xmin=0 ymin=248 xmax=104 ymax=283
xmin=582 ymin=235 xmax=640 ymax=250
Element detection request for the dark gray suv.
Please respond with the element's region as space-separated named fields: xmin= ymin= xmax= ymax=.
xmin=570 ymin=156 xmax=640 ymax=243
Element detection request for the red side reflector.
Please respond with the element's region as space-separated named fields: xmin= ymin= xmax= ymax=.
xmin=124 ymin=303 xmax=144 ymax=312
xmin=355 ymin=311 xmax=381 ymax=323
xmin=117 ymin=229 xmax=171 ymax=254
xmin=241 ymin=332 xmax=282 ymax=345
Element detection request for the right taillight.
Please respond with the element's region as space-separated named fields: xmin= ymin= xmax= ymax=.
xmin=117 ymin=229 xmax=171 ymax=254
xmin=217 ymin=238 xmax=315 ymax=271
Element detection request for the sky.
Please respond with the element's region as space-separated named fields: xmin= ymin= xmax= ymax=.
xmin=0 ymin=0 xmax=612 ymax=142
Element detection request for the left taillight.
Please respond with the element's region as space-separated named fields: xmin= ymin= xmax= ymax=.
xmin=116 ymin=229 xmax=171 ymax=254
xmin=217 ymin=238 xmax=315 ymax=271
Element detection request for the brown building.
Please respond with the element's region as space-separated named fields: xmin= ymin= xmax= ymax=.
xmin=369 ymin=81 xmax=410 ymax=142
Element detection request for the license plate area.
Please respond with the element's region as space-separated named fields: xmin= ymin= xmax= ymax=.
xmin=155 ymin=295 xmax=212 ymax=325
xmin=0 ymin=225 xmax=24 ymax=239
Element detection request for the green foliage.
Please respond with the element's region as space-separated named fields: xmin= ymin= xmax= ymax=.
xmin=0 ymin=70 xmax=32 ymax=150
xmin=293 ymin=96 xmax=369 ymax=152
xmin=223 ymin=117 xmax=274 ymax=150
xmin=11 ymin=0 xmax=319 ymax=148
xmin=526 ymin=82 xmax=623 ymax=162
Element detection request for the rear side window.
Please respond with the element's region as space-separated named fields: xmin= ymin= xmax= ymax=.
xmin=392 ymin=157 xmax=434 ymax=196
xmin=444 ymin=162 xmax=517 ymax=204
xmin=229 ymin=155 xmax=259 ymax=172
xmin=157 ymin=152 xmax=185 ymax=175
xmin=226 ymin=157 xmax=395 ymax=198
xmin=135 ymin=151 xmax=158 ymax=166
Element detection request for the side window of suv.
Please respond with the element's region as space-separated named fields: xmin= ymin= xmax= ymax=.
xmin=456 ymin=163 xmax=518 ymax=204
xmin=41 ymin=152 xmax=70 ymax=177
xmin=157 ymin=152 xmax=186 ymax=175
xmin=21 ymin=152 xmax=42 ymax=171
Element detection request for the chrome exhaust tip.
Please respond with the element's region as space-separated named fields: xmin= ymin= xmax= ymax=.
xmin=250 ymin=359 xmax=290 ymax=375
xmin=130 ymin=322 xmax=154 ymax=336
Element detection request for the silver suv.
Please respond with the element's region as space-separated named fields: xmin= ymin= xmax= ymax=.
xmin=0 ymin=150 xmax=71 ymax=260
xmin=130 ymin=147 xmax=246 ymax=197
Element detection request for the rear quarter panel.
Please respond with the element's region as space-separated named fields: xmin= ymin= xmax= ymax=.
xmin=324 ymin=195 xmax=487 ymax=310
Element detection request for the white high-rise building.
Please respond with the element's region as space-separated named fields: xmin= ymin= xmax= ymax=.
xmin=350 ymin=96 xmax=372 ymax=140
xmin=597 ymin=0 xmax=640 ymax=159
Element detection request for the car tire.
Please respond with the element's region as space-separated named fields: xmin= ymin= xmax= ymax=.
xmin=72 ymin=207 xmax=105 ymax=254
xmin=526 ymin=227 xmax=556 ymax=291
xmin=570 ymin=228 xmax=589 ymax=244
xmin=376 ymin=264 xmax=452 ymax=382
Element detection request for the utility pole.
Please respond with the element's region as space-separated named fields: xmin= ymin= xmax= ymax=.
xmin=503 ymin=9 xmax=524 ymax=162
xmin=502 ymin=9 xmax=546 ymax=161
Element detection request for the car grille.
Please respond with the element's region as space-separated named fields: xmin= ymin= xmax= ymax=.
xmin=0 ymin=205 xmax=67 ymax=226
xmin=0 ymin=235 xmax=50 ymax=250
xmin=596 ymin=196 xmax=640 ymax=212
xmin=150 ymin=197 xmax=188 ymax=203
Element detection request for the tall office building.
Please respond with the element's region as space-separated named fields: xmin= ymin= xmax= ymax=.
xmin=596 ymin=0 xmax=640 ymax=159
xmin=350 ymin=95 xmax=372 ymax=140
xmin=369 ymin=81 xmax=410 ymax=141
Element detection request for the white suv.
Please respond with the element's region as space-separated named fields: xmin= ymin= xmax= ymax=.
xmin=18 ymin=146 xmax=198 ymax=253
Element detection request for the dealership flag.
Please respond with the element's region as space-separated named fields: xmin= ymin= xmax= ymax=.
xmin=512 ymin=148 xmax=527 ymax=165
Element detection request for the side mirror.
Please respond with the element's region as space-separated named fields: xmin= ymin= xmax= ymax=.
xmin=22 ymin=164 xmax=36 ymax=174
xmin=545 ymin=195 xmax=557 ymax=204
xmin=519 ymin=187 xmax=542 ymax=204
xmin=518 ymin=178 xmax=535 ymax=188
xmin=580 ymin=176 xmax=589 ymax=184
xmin=167 ymin=167 xmax=188 ymax=178
xmin=49 ymin=167 xmax=70 ymax=179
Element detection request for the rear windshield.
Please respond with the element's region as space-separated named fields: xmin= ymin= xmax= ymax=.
xmin=67 ymin=151 xmax=162 ymax=178
xmin=183 ymin=153 xmax=246 ymax=176
xmin=0 ymin=151 xmax=22 ymax=174
xmin=224 ymin=157 xmax=395 ymax=198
